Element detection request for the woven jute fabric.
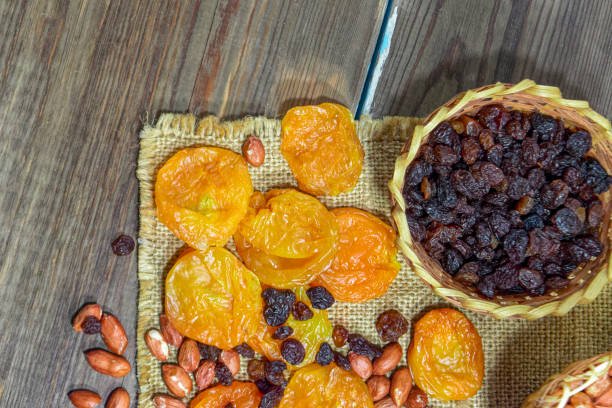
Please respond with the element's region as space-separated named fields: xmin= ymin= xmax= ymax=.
xmin=137 ymin=113 xmax=612 ymax=408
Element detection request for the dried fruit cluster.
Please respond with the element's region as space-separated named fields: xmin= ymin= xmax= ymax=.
xmin=69 ymin=303 xmax=131 ymax=408
xmin=403 ymin=105 xmax=611 ymax=298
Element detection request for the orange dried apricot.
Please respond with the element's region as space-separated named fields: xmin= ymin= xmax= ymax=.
xmin=280 ymin=103 xmax=364 ymax=196
xmin=155 ymin=147 xmax=253 ymax=250
xmin=314 ymin=208 xmax=400 ymax=302
xmin=234 ymin=189 xmax=338 ymax=288
xmin=190 ymin=382 xmax=261 ymax=408
xmin=278 ymin=363 xmax=374 ymax=407
xmin=165 ymin=247 xmax=262 ymax=349
xmin=248 ymin=287 xmax=332 ymax=368
xmin=407 ymin=308 xmax=484 ymax=401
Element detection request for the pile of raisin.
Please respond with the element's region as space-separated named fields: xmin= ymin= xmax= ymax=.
xmin=403 ymin=105 xmax=610 ymax=298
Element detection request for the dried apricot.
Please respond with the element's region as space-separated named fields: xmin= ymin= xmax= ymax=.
xmin=155 ymin=147 xmax=253 ymax=250
xmin=165 ymin=247 xmax=262 ymax=349
xmin=248 ymin=287 xmax=332 ymax=368
xmin=407 ymin=308 xmax=484 ymax=401
xmin=314 ymin=208 xmax=400 ymax=302
xmin=190 ymin=381 xmax=261 ymax=408
xmin=278 ymin=363 xmax=374 ymax=407
xmin=280 ymin=103 xmax=364 ymax=196
xmin=234 ymin=189 xmax=338 ymax=288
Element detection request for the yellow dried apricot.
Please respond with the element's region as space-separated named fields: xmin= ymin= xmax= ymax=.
xmin=165 ymin=247 xmax=262 ymax=349
xmin=407 ymin=308 xmax=484 ymax=401
xmin=234 ymin=189 xmax=338 ymax=288
xmin=155 ymin=147 xmax=253 ymax=250
xmin=278 ymin=363 xmax=374 ymax=407
xmin=248 ymin=287 xmax=332 ymax=368
xmin=280 ymin=103 xmax=364 ymax=196
xmin=190 ymin=382 xmax=261 ymax=408
xmin=314 ymin=208 xmax=400 ymax=302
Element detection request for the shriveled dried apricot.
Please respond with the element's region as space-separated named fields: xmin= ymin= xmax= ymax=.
xmin=279 ymin=363 xmax=374 ymax=407
xmin=190 ymin=381 xmax=261 ymax=408
xmin=155 ymin=147 xmax=253 ymax=250
xmin=281 ymin=103 xmax=364 ymax=196
xmin=314 ymin=208 xmax=400 ymax=302
xmin=165 ymin=247 xmax=262 ymax=349
xmin=234 ymin=189 xmax=338 ymax=288
xmin=248 ymin=287 xmax=332 ymax=368
xmin=407 ymin=308 xmax=484 ymax=401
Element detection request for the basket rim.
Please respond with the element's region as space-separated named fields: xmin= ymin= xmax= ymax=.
xmin=388 ymin=79 xmax=612 ymax=319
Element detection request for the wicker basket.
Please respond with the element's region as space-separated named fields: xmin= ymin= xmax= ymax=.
xmin=522 ymin=352 xmax=612 ymax=407
xmin=389 ymin=79 xmax=612 ymax=319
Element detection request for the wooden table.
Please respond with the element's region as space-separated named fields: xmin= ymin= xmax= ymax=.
xmin=1 ymin=0 xmax=610 ymax=406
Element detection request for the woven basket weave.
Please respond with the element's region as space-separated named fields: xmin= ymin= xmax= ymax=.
xmin=522 ymin=352 xmax=612 ymax=407
xmin=389 ymin=79 xmax=612 ymax=319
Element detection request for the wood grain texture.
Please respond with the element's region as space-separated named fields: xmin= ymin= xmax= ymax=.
xmin=365 ymin=0 xmax=612 ymax=118
xmin=0 ymin=1 xmax=383 ymax=406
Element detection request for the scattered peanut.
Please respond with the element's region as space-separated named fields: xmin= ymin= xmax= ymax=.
xmin=390 ymin=367 xmax=412 ymax=407
xmin=145 ymin=329 xmax=170 ymax=361
xmin=195 ymin=360 xmax=216 ymax=390
xmin=68 ymin=389 xmax=102 ymax=408
xmin=100 ymin=313 xmax=128 ymax=355
xmin=159 ymin=314 xmax=183 ymax=348
xmin=162 ymin=364 xmax=192 ymax=398
xmin=72 ymin=304 xmax=102 ymax=332
xmin=153 ymin=394 xmax=187 ymax=408
xmin=219 ymin=349 xmax=240 ymax=376
xmin=372 ymin=342 xmax=402 ymax=376
xmin=84 ymin=349 xmax=131 ymax=378
xmin=242 ymin=135 xmax=265 ymax=167
xmin=348 ymin=352 xmax=373 ymax=380
xmin=367 ymin=375 xmax=390 ymax=402
xmin=105 ymin=387 xmax=130 ymax=408
xmin=178 ymin=339 xmax=200 ymax=373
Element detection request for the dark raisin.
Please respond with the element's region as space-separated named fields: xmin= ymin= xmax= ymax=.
xmin=489 ymin=212 xmax=511 ymax=238
xmin=474 ymin=246 xmax=495 ymax=262
xmin=255 ymin=379 xmax=274 ymax=394
xmin=552 ymin=208 xmax=583 ymax=236
xmin=527 ymin=168 xmax=546 ymax=189
xmin=233 ymin=343 xmax=255 ymax=358
xmin=527 ymin=228 xmax=560 ymax=259
xmin=493 ymin=263 xmax=520 ymax=291
xmin=259 ymin=386 xmax=284 ymax=408
xmin=541 ymin=180 xmax=569 ymax=209
xmin=443 ymin=248 xmax=464 ymax=274
xmin=479 ymin=162 xmax=506 ymax=186
xmin=375 ymin=309 xmax=409 ymax=342
xmin=586 ymin=201 xmax=603 ymax=230
xmin=477 ymin=275 xmax=496 ymax=298
xmin=437 ymin=178 xmax=458 ymax=208
xmin=247 ymin=359 xmax=266 ymax=381
xmin=452 ymin=170 xmax=489 ymax=199
xmin=579 ymin=184 xmax=596 ymax=201
xmin=332 ymin=325 xmax=349 ymax=347
xmin=348 ymin=334 xmax=382 ymax=360
xmin=584 ymin=158 xmax=611 ymax=193
xmin=475 ymin=223 xmax=493 ymax=247
xmin=82 ymin=316 xmax=101 ymax=335
xmin=521 ymin=137 xmax=540 ymax=166
xmin=461 ymin=138 xmax=482 ymax=165
xmin=455 ymin=262 xmax=480 ymax=286
xmin=565 ymin=130 xmax=592 ymax=157
xmin=506 ymin=119 xmax=528 ymax=140
xmin=564 ymin=197 xmax=583 ymax=212
xmin=434 ymin=144 xmax=459 ymax=165
xmin=485 ymin=192 xmax=509 ymax=207
xmin=527 ymin=257 xmax=544 ymax=271
xmin=477 ymin=104 xmax=510 ymax=132
xmin=463 ymin=116 xmax=483 ymax=137
xmin=334 ymin=352 xmax=352 ymax=371
xmin=306 ymin=286 xmax=335 ymax=310
xmin=566 ymin=243 xmax=591 ymax=263
xmin=523 ymin=214 xmax=544 ymax=232
xmin=479 ymin=129 xmax=496 ymax=150
xmin=291 ymin=301 xmax=313 ymax=321
xmin=452 ymin=239 xmax=472 ymax=259
xmin=315 ymin=342 xmax=334 ymax=366
xmin=405 ymin=160 xmax=433 ymax=186
xmin=518 ymin=268 xmax=544 ymax=293
xmin=111 ymin=234 xmax=135 ymax=256
xmin=215 ymin=362 xmax=233 ymax=386
xmin=421 ymin=145 xmax=436 ymax=163
xmin=406 ymin=216 xmax=426 ymax=242
xmin=280 ymin=339 xmax=305 ymax=365
xmin=272 ymin=325 xmax=294 ymax=340
xmin=424 ymin=201 xmax=455 ymax=224
xmin=487 ymin=144 xmax=504 ymax=166
xmin=503 ymin=229 xmax=528 ymax=264
xmin=574 ymin=235 xmax=603 ymax=258
xmin=431 ymin=122 xmax=458 ymax=145
xmin=563 ymin=167 xmax=585 ymax=192
xmin=507 ymin=176 xmax=531 ymax=200
xmin=198 ymin=343 xmax=221 ymax=361
xmin=543 ymin=263 xmax=562 ymax=276
xmin=264 ymin=360 xmax=287 ymax=386
xmin=262 ymin=288 xmax=296 ymax=327
xmin=546 ymin=276 xmax=570 ymax=290
xmin=530 ymin=113 xmax=557 ymax=136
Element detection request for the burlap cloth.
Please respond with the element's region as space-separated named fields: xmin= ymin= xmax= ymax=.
xmin=137 ymin=114 xmax=612 ymax=408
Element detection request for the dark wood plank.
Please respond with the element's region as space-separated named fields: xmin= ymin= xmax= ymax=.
xmin=365 ymin=0 xmax=612 ymax=118
xmin=0 ymin=1 xmax=383 ymax=406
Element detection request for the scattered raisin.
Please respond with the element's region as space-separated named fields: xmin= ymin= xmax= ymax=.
xmin=334 ymin=352 xmax=351 ymax=371
xmin=315 ymin=342 xmax=334 ymax=366
xmin=215 ymin=362 xmax=233 ymax=386
xmin=332 ymin=325 xmax=349 ymax=347
xmin=247 ymin=359 xmax=266 ymax=381
xmin=280 ymin=339 xmax=305 ymax=365
xmin=566 ymin=130 xmax=591 ymax=157
xmin=375 ymin=309 xmax=409 ymax=342
xmin=82 ymin=316 xmax=101 ymax=335
xmin=264 ymin=360 xmax=287 ymax=386
xmin=553 ymin=208 xmax=583 ymax=236
xmin=272 ymin=325 xmax=293 ymax=340
xmin=233 ymin=343 xmax=255 ymax=358
xmin=291 ymin=301 xmax=313 ymax=321
xmin=255 ymin=379 xmax=274 ymax=394
xmin=348 ymin=334 xmax=382 ymax=360
xmin=111 ymin=234 xmax=135 ymax=256
xmin=306 ymin=286 xmax=335 ymax=310
xmin=198 ymin=343 xmax=221 ymax=361
xmin=263 ymin=288 xmax=296 ymax=327
xmin=259 ymin=386 xmax=284 ymax=408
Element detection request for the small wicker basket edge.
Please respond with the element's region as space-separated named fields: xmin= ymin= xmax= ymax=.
xmin=389 ymin=79 xmax=612 ymax=319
